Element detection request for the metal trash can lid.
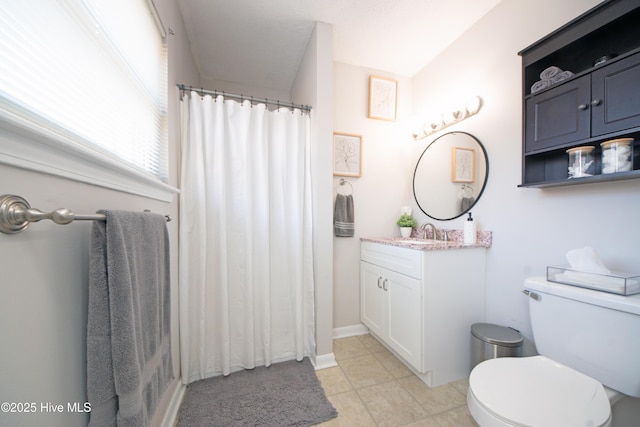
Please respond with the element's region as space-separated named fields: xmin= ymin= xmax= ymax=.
xmin=471 ymin=322 xmax=523 ymax=348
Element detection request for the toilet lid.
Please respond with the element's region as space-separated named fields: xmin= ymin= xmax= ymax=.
xmin=469 ymin=356 xmax=611 ymax=427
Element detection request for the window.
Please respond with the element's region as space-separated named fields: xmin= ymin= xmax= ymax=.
xmin=0 ymin=0 xmax=173 ymax=200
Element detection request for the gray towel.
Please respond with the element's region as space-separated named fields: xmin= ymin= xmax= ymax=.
xmin=532 ymin=67 xmax=574 ymax=93
xmin=334 ymin=194 xmax=354 ymax=237
xmin=460 ymin=196 xmax=475 ymax=213
xmin=531 ymin=79 xmax=552 ymax=93
xmin=540 ymin=65 xmax=562 ymax=80
xmin=551 ymin=70 xmax=574 ymax=83
xmin=87 ymin=210 xmax=173 ymax=427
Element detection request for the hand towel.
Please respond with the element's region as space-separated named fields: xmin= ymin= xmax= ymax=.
xmin=334 ymin=194 xmax=354 ymax=237
xmin=87 ymin=210 xmax=173 ymax=427
xmin=460 ymin=196 xmax=475 ymax=213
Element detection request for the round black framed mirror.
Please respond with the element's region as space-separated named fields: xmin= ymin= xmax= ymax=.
xmin=413 ymin=131 xmax=489 ymax=221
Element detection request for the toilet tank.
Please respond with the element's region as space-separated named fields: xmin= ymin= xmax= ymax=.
xmin=524 ymin=276 xmax=640 ymax=397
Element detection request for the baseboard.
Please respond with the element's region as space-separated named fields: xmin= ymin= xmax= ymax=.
xmin=160 ymin=381 xmax=186 ymax=427
xmin=333 ymin=323 xmax=369 ymax=339
xmin=312 ymin=352 xmax=337 ymax=370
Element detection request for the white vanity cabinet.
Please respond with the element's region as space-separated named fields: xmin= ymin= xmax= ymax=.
xmin=360 ymin=240 xmax=487 ymax=387
xmin=360 ymin=243 xmax=423 ymax=369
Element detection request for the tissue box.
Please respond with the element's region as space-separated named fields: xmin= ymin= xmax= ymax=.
xmin=547 ymin=265 xmax=640 ymax=296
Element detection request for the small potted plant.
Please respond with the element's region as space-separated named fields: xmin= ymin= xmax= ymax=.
xmin=397 ymin=213 xmax=417 ymax=238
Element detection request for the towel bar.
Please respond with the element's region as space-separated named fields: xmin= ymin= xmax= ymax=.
xmin=0 ymin=194 xmax=171 ymax=234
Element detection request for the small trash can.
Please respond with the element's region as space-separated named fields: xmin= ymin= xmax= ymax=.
xmin=470 ymin=322 xmax=523 ymax=369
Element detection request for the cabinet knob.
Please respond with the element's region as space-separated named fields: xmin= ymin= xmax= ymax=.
xmin=578 ymin=104 xmax=588 ymax=111
xmin=591 ymin=99 xmax=602 ymax=106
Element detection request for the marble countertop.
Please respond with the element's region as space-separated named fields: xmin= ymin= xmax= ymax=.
xmin=362 ymin=229 xmax=492 ymax=251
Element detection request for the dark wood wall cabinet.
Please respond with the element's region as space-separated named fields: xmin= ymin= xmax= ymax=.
xmin=518 ymin=0 xmax=640 ymax=188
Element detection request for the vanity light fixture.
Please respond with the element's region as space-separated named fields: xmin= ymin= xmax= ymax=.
xmin=412 ymin=96 xmax=482 ymax=140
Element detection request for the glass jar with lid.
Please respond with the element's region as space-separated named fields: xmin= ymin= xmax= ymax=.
xmin=566 ymin=146 xmax=595 ymax=178
xmin=601 ymin=138 xmax=633 ymax=174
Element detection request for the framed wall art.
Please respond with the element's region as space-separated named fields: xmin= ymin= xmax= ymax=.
xmin=452 ymin=147 xmax=475 ymax=183
xmin=368 ymin=75 xmax=397 ymax=121
xmin=333 ymin=132 xmax=362 ymax=177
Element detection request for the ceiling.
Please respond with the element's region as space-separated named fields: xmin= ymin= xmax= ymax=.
xmin=176 ymin=0 xmax=501 ymax=93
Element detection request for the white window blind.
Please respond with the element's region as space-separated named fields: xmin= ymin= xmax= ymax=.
xmin=0 ymin=0 xmax=169 ymax=183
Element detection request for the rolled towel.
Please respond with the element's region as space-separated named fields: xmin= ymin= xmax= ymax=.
xmin=531 ymin=79 xmax=552 ymax=94
xmin=551 ymin=70 xmax=574 ymax=83
xmin=540 ymin=66 xmax=562 ymax=80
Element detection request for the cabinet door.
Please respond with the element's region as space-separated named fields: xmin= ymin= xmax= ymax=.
xmin=385 ymin=268 xmax=422 ymax=370
xmin=592 ymin=53 xmax=640 ymax=137
xmin=525 ymin=75 xmax=591 ymax=153
xmin=360 ymin=262 xmax=385 ymax=337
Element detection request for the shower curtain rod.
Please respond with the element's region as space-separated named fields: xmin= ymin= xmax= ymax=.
xmin=177 ymin=84 xmax=311 ymax=112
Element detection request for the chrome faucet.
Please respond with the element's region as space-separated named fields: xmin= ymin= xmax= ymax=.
xmin=421 ymin=222 xmax=438 ymax=240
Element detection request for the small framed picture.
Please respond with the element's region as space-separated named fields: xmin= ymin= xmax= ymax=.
xmin=452 ymin=147 xmax=475 ymax=183
xmin=368 ymin=75 xmax=397 ymax=121
xmin=333 ymin=132 xmax=362 ymax=177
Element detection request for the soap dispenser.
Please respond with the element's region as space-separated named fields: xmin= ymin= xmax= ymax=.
xmin=464 ymin=212 xmax=476 ymax=245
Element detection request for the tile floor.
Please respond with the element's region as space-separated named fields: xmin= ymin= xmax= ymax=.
xmin=315 ymin=335 xmax=479 ymax=427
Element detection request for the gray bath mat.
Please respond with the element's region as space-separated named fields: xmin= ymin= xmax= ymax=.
xmin=176 ymin=358 xmax=337 ymax=426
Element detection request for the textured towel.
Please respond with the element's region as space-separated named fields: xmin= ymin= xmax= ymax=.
xmin=551 ymin=70 xmax=574 ymax=83
xmin=334 ymin=194 xmax=354 ymax=237
xmin=87 ymin=210 xmax=173 ymax=427
xmin=531 ymin=79 xmax=552 ymax=94
xmin=540 ymin=65 xmax=562 ymax=80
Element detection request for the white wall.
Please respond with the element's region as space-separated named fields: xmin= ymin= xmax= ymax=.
xmin=332 ymin=63 xmax=413 ymax=330
xmin=199 ymin=77 xmax=291 ymax=103
xmin=291 ymin=22 xmax=336 ymax=365
xmin=0 ymin=1 xmax=199 ymax=425
xmin=411 ymin=0 xmax=640 ymax=342
xmin=333 ymin=0 xmax=640 ymax=348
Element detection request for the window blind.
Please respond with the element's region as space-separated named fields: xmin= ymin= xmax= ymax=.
xmin=0 ymin=0 xmax=168 ymax=182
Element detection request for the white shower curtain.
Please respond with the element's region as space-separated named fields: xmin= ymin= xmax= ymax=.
xmin=179 ymin=92 xmax=315 ymax=383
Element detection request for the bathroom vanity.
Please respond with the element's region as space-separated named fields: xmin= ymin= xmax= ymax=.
xmin=360 ymin=236 xmax=490 ymax=387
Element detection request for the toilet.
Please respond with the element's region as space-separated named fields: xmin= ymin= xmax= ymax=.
xmin=467 ymin=276 xmax=640 ymax=427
